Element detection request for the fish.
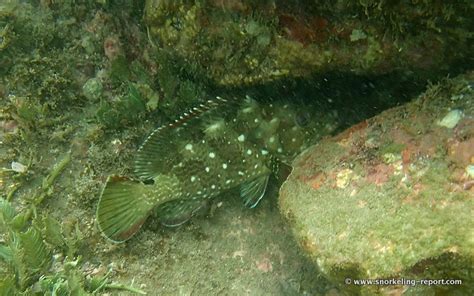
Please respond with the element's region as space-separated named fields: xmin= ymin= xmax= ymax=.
xmin=96 ymin=95 xmax=326 ymax=242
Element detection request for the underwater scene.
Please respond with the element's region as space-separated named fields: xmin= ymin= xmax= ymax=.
xmin=0 ymin=0 xmax=473 ymax=295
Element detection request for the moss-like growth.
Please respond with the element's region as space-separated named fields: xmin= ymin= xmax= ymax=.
xmin=280 ymin=71 xmax=474 ymax=295
xmin=144 ymin=0 xmax=473 ymax=86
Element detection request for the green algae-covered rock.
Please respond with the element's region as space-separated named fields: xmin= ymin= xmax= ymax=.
xmin=279 ymin=71 xmax=474 ymax=295
xmin=144 ymin=0 xmax=473 ymax=86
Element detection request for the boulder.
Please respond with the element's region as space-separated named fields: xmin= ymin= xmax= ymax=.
xmin=280 ymin=71 xmax=474 ymax=294
xmin=144 ymin=1 xmax=473 ymax=86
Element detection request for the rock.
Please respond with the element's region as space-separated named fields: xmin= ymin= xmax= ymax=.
xmin=436 ymin=109 xmax=463 ymax=129
xmin=144 ymin=1 xmax=473 ymax=86
xmin=279 ymin=71 xmax=474 ymax=295
xmin=82 ymin=78 xmax=103 ymax=101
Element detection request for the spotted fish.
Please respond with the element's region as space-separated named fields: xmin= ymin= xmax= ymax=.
xmin=96 ymin=96 xmax=327 ymax=242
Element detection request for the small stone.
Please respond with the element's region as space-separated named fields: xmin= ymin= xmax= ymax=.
xmin=335 ymin=168 xmax=355 ymax=188
xmin=11 ymin=161 xmax=27 ymax=173
xmin=437 ymin=109 xmax=463 ymax=129
xmin=82 ymin=78 xmax=103 ymax=101
xmin=466 ymin=165 xmax=474 ymax=179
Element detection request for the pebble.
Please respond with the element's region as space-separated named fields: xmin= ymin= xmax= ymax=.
xmin=437 ymin=109 xmax=463 ymax=129
xmin=466 ymin=165 xmax=474 ymax=179
xmin=11 ymin=161 xmax=27 ymax=173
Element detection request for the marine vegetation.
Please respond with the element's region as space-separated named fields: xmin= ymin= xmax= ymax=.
xmin=0 ymin=154 xmax=145 ymax=295
xmin=96 ymin=95 xmax=336 ymax=242
xmin=144 ymin=0 xmax=474 ymax=86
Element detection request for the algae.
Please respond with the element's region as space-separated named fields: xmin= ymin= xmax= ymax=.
xmin=145 ymin=0 xmax=473 ymax=86
xmin=280 ymin=71 xmax=474 ymax=295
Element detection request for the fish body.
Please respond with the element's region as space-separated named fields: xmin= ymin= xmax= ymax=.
xmin=97 ymin=96 xmax=325 ymax=242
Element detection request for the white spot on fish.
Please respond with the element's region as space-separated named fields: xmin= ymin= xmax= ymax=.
xmin=277 ymin=147 xmax=283 ymax=153
xmin=205 ymin=167 xmax=210 ymax=172
xmin=254 ymin=164 xmax=258 ymax=169
xmin=185 ymin=144 xmax=193 ymax=150
xmin=269 ymin=136 xmax=275 ymax=143
xmin=291 ymin=138 xmax=296 ymax=142
xmin=254 ymin=118 xmax=259 ymax=123
xmin=191 ymin=176 xmax=196 ymax=182
xmin=238 ymin=171 xmax=245 ymax=176
xmin=261 ymin=149 xmax=269 ymax=155
xmin=209 ymin=152 xmax=216 ymax=158
xmin=222 ymin=163 xmax=228 ymax=169
xmin=211 ymin=184 xmax=216 ymax=189
xmin=238 ymin=134 xmax=245 ymax=142
xmin=197 ymin=191 xmax=202 ymax=195
xmin=226 ymin=179 xmax=232 ymax=184
xmin=246 ymin=149 xmax=252 ymax=155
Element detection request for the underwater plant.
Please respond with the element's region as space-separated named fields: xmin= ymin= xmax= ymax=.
xmin=0 ymin=198 xmax=147 ymax=295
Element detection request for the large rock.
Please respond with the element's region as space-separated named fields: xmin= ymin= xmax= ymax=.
xmin=279 ymin=72 xmax=474 ymax=295
xmin=144 ymin=0 xmax=473 ymax=86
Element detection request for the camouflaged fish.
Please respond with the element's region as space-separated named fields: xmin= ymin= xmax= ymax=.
xmin=97 ymin=96 xmax=326 ymax=242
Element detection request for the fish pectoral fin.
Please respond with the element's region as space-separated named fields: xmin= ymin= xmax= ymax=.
xmin=240 ymin=174 xmax=270 ymax=208
xmin=96 ymin=176 xmax=154 ymax=243
xmin=155 ymin=198 xmax=209 ymax=227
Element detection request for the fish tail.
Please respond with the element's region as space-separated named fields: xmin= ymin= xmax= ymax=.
xmin=96 ymin=176 xmax=155 ymax=242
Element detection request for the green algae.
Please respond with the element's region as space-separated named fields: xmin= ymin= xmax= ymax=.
xmin=96 ymin=83 xmax=147 ymax=128
xmin=280 ymin=71 xmax=474 ymax=295
xmin=0 ymin=155 xmax=146 ymax=295
xmin=144 ymin=0 xmax=473 ymax=86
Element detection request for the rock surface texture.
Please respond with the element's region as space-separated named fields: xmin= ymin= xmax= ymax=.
xmin=280 ymin=72 xmax=474 ymax=295
xmin=145 ymin=0 xmax=473 ymax=86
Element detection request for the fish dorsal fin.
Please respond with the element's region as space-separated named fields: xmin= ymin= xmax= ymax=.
xmin=240 ymin=174 xmax=270 ymax=208
xmin=96 ymin=176 xmax=154 ymax=242
xmin=133 ymin=96 xmax=233 ymax=181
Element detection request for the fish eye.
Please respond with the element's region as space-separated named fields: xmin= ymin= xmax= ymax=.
xmin=295 ymin=110 xmax=311 ymax=127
